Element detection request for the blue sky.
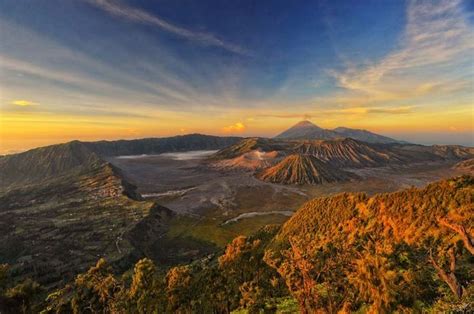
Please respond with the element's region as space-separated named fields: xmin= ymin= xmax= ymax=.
xmin=0 ymin=0 xmax=473 ymax=153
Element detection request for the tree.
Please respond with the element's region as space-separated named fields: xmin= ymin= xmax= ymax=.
xmin=128 ymin=258 xmax=165 ymax=313
xmin=166 ymin=266 xmax=192 ymax=313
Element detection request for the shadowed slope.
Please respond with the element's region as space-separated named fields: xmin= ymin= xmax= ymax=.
xmin=0 ymin=141 xmax=103 ymax=189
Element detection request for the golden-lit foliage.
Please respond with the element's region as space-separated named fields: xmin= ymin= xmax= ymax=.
xmin=266 ymin=175 xmax=474 ymax=313
xmin=25 ymin=176 xmax=474 ymax=313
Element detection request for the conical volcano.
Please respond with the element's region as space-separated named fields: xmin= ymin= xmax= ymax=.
xmin=274 ymin=120 xmax=340 ymax=140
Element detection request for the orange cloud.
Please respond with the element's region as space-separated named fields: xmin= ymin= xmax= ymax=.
xmin=222 ymin=122 xmax=245 ymax=133
xmin=11 ymin=99 xmax=38 ymax=106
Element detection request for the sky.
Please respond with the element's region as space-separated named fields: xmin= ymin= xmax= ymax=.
xmin=0 ymin=0 xmax=473 ymax=154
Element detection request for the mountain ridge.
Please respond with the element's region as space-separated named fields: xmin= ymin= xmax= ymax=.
xmin=275 ymin=120 xmax=402 ymax=144
xmin=0 ymin=134 xmax=242 ymax=189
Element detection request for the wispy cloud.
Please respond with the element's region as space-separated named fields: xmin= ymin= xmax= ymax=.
xmin=330 ymin=0 xmax=473 ymax=103
xmin=334 ymin=106 xmax=413 ymax=115
xmin=255 ymin=113 xmax=313 ymax=120
xmin=252 ymin=106 xmax=413 ymax=121
xmin=87 ymin=0 xmax=249 ymax=55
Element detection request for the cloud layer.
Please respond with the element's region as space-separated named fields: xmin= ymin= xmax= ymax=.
xmin=331 ymin=0 xmax=473 ymax=105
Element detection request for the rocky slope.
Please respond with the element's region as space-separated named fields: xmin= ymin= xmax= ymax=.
xmin=454 ymin=158 xmax=474 ymax=173
xmin=257 ymin=154 xmax=358 ymax=184
xmin=292 ymin=138 xmax=399 ymax=168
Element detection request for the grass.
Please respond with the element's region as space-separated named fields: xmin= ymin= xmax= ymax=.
xmin=167 ymin=213 xmax=290 ymax=248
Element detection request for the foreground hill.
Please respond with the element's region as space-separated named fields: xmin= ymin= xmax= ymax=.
xmin=257 ymin=154 xmax=358 ymax=184
xmin=24 ymin=176 xmax=472 ymax=313
xmin=268 ymin=175 xmax=474 ymax=312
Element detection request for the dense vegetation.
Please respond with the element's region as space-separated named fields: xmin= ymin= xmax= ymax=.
xmin=1 ymin=176 xmax=471 ymax=313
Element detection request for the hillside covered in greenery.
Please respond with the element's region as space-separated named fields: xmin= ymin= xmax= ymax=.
xmin=1 ymin=176 xmax=472 ymax=313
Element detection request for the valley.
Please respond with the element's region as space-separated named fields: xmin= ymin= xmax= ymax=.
xmin=106 ymin=145 xmax=470 ymax=250
xmin=0 ymin=127 xmax=472 ymax=312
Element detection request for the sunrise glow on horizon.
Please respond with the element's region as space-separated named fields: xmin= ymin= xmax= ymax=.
xmin=1 ymin=0 xmax=473 ymax=154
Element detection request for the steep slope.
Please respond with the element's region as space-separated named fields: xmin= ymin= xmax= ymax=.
xmin=257 ymin=154 xmax=357 ymax=184
xmin=292 ymin=138 xmax=398 ymax=168
xmin=333 ymin=126 xmax=400 ymax=144
xmin=0 ymin=141 xmax=103 ymax=189
xmin=274 ymin=120 xmax=340 ymax=140
xmin=276 ymin=176 xmax=473 ymax=242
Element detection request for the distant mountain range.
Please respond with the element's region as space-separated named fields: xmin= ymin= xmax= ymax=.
xmin=0 ymin=134 xmax=241 ymax=189
xmin=2 ymin=130 xmax=472 ymax=190
xmin=211 ymin=136 xmax=474 ymax=185
xmin=275 ymin=120 xmax=402 ymax=144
